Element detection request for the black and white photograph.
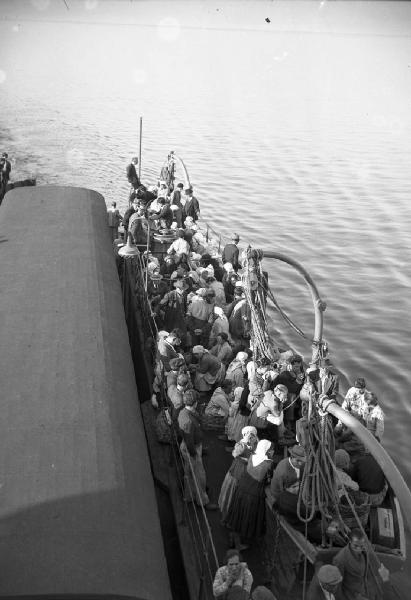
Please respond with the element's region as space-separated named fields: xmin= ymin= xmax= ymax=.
xmin=0 ymin=1 xmax=410 ymax=598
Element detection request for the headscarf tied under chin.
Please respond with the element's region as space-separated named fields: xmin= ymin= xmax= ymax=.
xmin=251 ymin=439 xmax=271 ymax=467
xmin=241 ymin=425 xmax=257 ymax=439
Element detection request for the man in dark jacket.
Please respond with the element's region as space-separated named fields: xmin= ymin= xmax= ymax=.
xmin=126 ymin=156 xmax=141 ymax=189
xmin=333 ymin=528 xmax=388 ymax=600
xmin=0 ymin=152 xmax=11 ymax=199
xmin=178 ymin=390 xmax=217 ymax=510
xmin=122 ymin=201 xmax=137 ymax=240
xmin=351 ymin=450 xmax=387 ymax=496
xmin=184 ymin=186 xmax=200 ymax=221
xmin=222 ymin=233 xmax=241 ymax=271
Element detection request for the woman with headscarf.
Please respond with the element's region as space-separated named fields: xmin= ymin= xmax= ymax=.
xmin=209 ymin=306 xmax=231 ymax=348
xmin=209 ymin=332 xmax=233 ymax=366
xmin=227 ymin=386 xmax=250 ymax=443
xmin=225 ymin=439 xmax=273 ymax=545
xmin=226 ymin=352 xmax=249 ymax=389
xmin=219 ymin=426 xmax=258 ymax=524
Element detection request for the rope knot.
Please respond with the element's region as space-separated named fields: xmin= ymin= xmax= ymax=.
xmin=317 ymin=393 xmax=335 ymax=417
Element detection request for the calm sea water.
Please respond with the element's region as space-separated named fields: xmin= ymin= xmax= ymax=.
xmin=1 ymin=0 xmax=411 ymax=588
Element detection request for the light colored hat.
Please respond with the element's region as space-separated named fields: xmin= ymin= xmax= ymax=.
xmin=192 ymin=345 xmax=205 ymax=354
xmin=236 ymin=351 xmax=248 ymax=362
xmin=231 ymin=233 xmax=240 ymax=241
xmin=195 ymin=288 xmax=208 ymax=297
xmin=213 ymin=306 xmax=224 ymax=317
xmin=241 ymin=425 xmax=257 ymax=437
xmin=188 ymin=271 xmax=200 ymax=283
xmin=234 ymin=281 xmax=244 ymax=288
xmin=223 ymin=262 xmax=234 ymax=272
xmin=317 ymin=565 xmax=343 ymax=585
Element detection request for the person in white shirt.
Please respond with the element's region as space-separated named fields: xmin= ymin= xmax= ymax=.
xmin=340 ymin=377 xmax=369 ymax=422
xmin=107 ymin=201 xmax=122 ymax=242
xmin=167 ymin=229 xmax=190 ymax=259
xmin=364 ymin=391 xmax=385 ymax=441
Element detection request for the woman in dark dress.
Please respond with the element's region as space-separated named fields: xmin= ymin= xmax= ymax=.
xmin=219 ymin=426 xmax=258 ymax=523
xmin=225 ymin=439 xmax=273 ymax=544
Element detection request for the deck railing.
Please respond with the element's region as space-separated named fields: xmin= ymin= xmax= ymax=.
xmin=118 ymin=251 xmax=219 ymax=600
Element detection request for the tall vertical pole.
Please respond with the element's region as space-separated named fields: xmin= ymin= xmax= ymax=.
xmin=138 ymin=117 xmax=142 ymax=180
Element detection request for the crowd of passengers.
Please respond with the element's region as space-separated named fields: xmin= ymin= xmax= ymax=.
xmin=112 ymin=165 xmax=389 ymax=600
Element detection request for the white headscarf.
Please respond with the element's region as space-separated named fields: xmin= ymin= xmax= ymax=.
xmin=234 ymin=387 xmax=244 ymax=403
xmin=241 ymin=425 xmax=257 ymax=438
xmin=236 ymin=351 xmax=248 ymax=364
xmin=251 ymin=439 xmax=271 ymax=467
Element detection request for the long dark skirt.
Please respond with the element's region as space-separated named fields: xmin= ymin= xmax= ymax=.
xmin=218 ymin=457 xmax=247 ymax=521
xmin=224 ymin=471 xmax=267 ymax=540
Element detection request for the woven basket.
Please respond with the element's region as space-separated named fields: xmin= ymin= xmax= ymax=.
xmin=339 ymin=490 xmax=370 ymax=528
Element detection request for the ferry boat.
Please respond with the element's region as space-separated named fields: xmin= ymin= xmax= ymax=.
xmin=0 ymin=166 xmax=408 ymax=600
xmin=116 ymin=151 xmax=409 ymax=599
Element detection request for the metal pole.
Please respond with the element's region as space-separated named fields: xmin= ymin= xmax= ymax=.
xmin=138 ymin=116 xmax=142 ymax=180
xmin=261 ymin=250 xmax=326 ymax=365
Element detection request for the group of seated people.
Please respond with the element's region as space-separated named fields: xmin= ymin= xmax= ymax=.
xmin=121 ymin=179 xmax=202 ymax=244
xmin=114 ymin=177 xmax=389 ymax=600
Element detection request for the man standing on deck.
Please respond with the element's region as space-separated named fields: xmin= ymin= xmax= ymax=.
xmin=0 ymin=152 xmax=11 ymax=199
xmin=178 ymin=390 xmax=218 ymax=510
xmin=107 ymin=201 xmax=123 ymax=242
xmin=126 ymin=156 xmax=141 ymax=190
xmin=333 ymin=528 xmax=389 ymax=600
xmin=122 ymin=200 xmax=138 ymax=240
xmin=183 ymin=186 xmax=200 ymax=222
xmin=268 ymin=444 xmax=306 ymax=505
xmin=222 ymin=233 xmax=241 ymax=271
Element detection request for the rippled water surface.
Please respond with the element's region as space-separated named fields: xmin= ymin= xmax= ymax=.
xmin=1 ymin=0 xmax=411 ymax=588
